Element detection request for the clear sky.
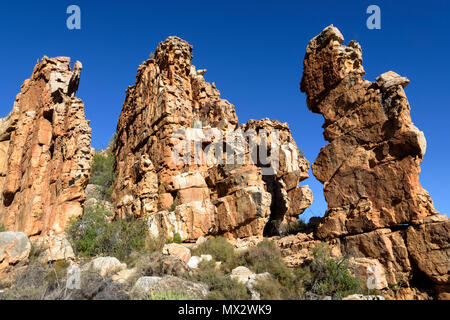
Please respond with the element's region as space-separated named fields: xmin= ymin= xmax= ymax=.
xmin=1 ymin=0 xmax=449 ymax=221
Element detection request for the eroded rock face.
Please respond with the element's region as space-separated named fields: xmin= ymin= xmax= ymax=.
xmin=300 ymin=25 xmax=449 ymax=298
xmin=0 ymin=57 xmax=92 ymax=236
xmin=301 ymin=25 xmax=437 ymax=239
xmin=113 ymin=37 xmax=311 ymax=240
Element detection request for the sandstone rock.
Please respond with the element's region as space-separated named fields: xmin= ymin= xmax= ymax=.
xmin=132 ymin=275 xmax=208 ymax=300
xmin=85 ymin=257 xmax=127 ymax=277
xmin=230 ymin=266 xmax=254 ymax=284
xmin=111 ymin=268 xmax=137 ymax=285
xmin=162 ymin=243 xmax=191 ymax=264
xmin=276 ymin=232 xmax=320 ymax=267
xmin=113 ymin=36 xmax=311 ymax=240
xmin=32 ymin=232 xmax=75 ymax=263
xmin=0 ymin=57 xmax=92 ymax=236
xmin=300 ymin=25 xmax=438 ymax=239
xmin=348 ymin=257 xmax=388 ymax=290
xmin=131 ymin=276 xmax=162 ymax=299
xmin=406 ymin=215 xmax=449 ymax=285
xmin=0 ymin=232 xmax=31 ymax=273
xmin=300 ymin=25 xmax=450 ymax=298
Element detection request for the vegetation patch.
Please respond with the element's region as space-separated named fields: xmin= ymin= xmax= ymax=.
xmin=67 ymin=203 xmax=162 ymax=263
xmin=190 ymin=260 xmax=250 ymax=300
xmin=191 ymin=237 xmax=235 ymax=265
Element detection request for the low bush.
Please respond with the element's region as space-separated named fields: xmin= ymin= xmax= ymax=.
xmin=0 ymin=223 xmax=5 ymax=232
xmin=190 ymin=260 xmax=250 ymax=300
xmin=234 ymin=240 xmax=303 ymax=299
xmin=191 ymin=237 xmax=236 ymax=264
xmin=67 ymin=203 xmax=161 ymax=262
xmin=300 ymin=243 xmax=363 ymax=299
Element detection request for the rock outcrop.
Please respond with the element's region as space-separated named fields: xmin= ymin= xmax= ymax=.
xmin=300 ymin=25 xmax=449 ymax=298
xmin=113 ymin=37 xmax=312 ymax=240
xmin=0 ymin=57 xmax=92 ymax=237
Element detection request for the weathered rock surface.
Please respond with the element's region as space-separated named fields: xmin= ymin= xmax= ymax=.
xmin=300 ymin=25 xmax=450 ymax=299
xmin=113 ymin=36 xmax=311 ymax=240
xmin=162 ymin=243 xmax=191 ymax=264
xmin=301 ymin=25 xmax=437 ymax=239
xmin=0 ymin=232 xmax=31 ymax=273
xmin=0 ymin=57 xmax=92 ymax=237
xmin=84 ymin=256 xmax=127 ymax=277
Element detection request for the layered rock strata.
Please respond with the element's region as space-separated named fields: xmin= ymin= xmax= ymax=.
xmin=300 ymin=25 xmax=449 ymax=298
xmin=113 ymin=37 xmax=312 ymax=241
xmin=0 ymin=57 xmax=92 ymax=236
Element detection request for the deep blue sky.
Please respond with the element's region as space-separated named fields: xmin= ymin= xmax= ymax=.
xmin=1 ymin=0 xmax=449 ymax=221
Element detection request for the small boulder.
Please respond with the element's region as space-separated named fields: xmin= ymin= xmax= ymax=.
xmin=246 ymin=272 xmax=271 ymax=300
xmin=131 ymin=276 xmax=163 ymax=299
xmin=230 ymin=266 xmax=254 ymax=284
xmin=162 ymin=243 xmax=191 ymax=264
xmin=187 ymin=254 xmax=212 ymax=269
xmin=33 ymin=233 xmax=75 ymax=263
xmin=0 ymin=232 xmax=31 ymax=273
xmin=85 ymin=257 xmax=126 ymax=277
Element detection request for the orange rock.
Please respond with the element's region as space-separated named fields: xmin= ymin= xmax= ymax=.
xmin=113 ymin=37 xmax=312 ymax=240
xmin=0 ymin=57 xmax=92 ymax=236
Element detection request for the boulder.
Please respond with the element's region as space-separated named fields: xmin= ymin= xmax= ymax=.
xmin=131 ymin=275 xmax=208 ymax=300
xmin=246 ymin=272 xmax=271 ymax=300
xmin=0 ymin=232 xmax=31 ymax=273
xmin=85 ymin=257 xmax=127 ymax=277
xmin=230 ymin=266 xmax=254 ymax=284
xmin=162 ymin=243 xmax=192 ymax=264
xmin=186 ymin=254 xmax=212 ymax=269
xmin=131 ymin=276 xmax=163 ymax=299
xmin=348 ymin=257 xmax=388 ymax=290
xmin=32 ymin=232 xmax=75 ymax=263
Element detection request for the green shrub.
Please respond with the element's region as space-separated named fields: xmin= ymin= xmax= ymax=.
xmin=0 ymin=223 xmax=5 ymax=232
xmin=90 ymin=152 xmax=115 ymax=200
xmin=199 ymin=260 xmax=250 ymax=300
xmin=148 ymin=290 xmax=192 ymax=300
xmin=253 ymin=277 xmax=283 ymax=300
xmin=67 ymin=203 xmax=158 ymax=262
xmin=234 ymin=240 xmax=303 ymax=298
xmin=191 ymin=237 xmax=235 ymax=264
xmin=300 ymin=243 xmax=363 ymax=299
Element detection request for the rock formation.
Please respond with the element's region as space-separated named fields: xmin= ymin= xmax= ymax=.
xmin=300 ymin=25 xmax=449 ymax=298
xmin=0 ymin=57 xmax=92 ymax=236
xmin=113 ymin=36 xmax=312 ymax=241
